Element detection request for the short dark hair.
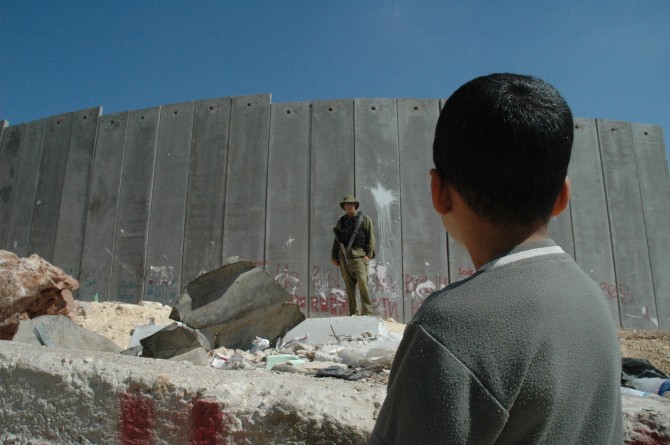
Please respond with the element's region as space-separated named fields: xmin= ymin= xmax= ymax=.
xmin=433 ymin=73 xmax=574 ymax=226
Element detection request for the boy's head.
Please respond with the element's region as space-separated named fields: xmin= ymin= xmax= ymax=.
xmin=433 ymin=73 xmax=573 ymax=227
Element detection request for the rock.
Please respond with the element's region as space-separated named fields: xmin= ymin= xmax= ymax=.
xmin=140 ymin=322 xmax=212 ymax=359
xmin=0 ymin=251 xmax=78 ymax=340
xmin=12 ymin=315 xmax=123 ymax=353
xmin=170 ymin=259 xmax=305 ymax=350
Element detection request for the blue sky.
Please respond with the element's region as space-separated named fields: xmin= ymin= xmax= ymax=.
xmin=1 ymin=2 xmax=668 ymax=160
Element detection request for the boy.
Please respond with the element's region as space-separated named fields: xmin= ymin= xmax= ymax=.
xmin=368 ymin=74 xmax=623 ymax=444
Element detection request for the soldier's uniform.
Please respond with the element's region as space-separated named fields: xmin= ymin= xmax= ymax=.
xmin=331 ymin=195 xmax=376 ymax=316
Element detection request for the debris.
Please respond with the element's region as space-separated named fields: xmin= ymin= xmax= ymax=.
xmin=140 ymin=322 xmax=212 ymax=360
xmin=0 ymin=250 xmax=78 ymax=340
xmin=250 ymin=336 xmax=270 ymax=353
xmin=281 ymin=315 xmax=388 ymax=346
xmin=169 ymin=259 xmax=305 ymax=350
xmin=265 ymin=354 xmax=302 ymax=370
xmin=13 ymin=315 xmax=123 ymax=353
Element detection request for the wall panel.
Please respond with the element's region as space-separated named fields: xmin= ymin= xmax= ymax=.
xmin=79 ymin=112 xmax=128 ymax=300
xmin=181 ymin=97 xmax=232 ymax=286
xmin=4 ymin=120 xmax=47 ymax=256
xmin=354 ymin=99 xmax=403 ymax=320
xmin=222 ymin=95 xmax=271 ymax=264
xmin=266 ymin=102 xmax=310 ymax=314
xmin=632 ymin=124 xmax=670 ymax=329
xmin=598 ymin=119 xmax=656 ymax=329
xmin=28 ymin=113 xmax=74 ymax=261
xmin=398 ymin=99 xmax=448 ymax=321
xmin=52 ymin=107 xmax=101 ymax=277
xmin=309 ymin=100 xmax=354 ymax=318
xmin=144 ymin=101 xmax=195 ymax=305
xmin=109 ymin=107 xmax=160 ymax=303
xmin=0 ymin=123 xmax=23 ymax=247
xmin=569 ymin=118 xmax=619 ymax=323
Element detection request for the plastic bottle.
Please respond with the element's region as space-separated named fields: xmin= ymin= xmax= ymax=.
xmin=631 ymin=377 xmax=670 ymax=396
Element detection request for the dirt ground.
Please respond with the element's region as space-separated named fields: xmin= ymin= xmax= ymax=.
xmin=74 ymin=301 xmax=670 ymax=376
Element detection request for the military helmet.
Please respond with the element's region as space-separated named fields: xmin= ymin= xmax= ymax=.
xmin=340 ymin=194 xmax=360 ymax=210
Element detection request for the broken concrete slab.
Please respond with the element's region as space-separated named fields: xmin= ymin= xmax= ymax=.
xmin=170 ymin=259 xmax=305 ymax=350
xmin=280 ymin=316 xmax=389 ymax=346
xmin=0 ymin=250 xmax=78 ymax=340
xmin=127 ymin=323 xmax=167 ymax=349
xmin=13 ymin=315 xmax=122 ymax=353
xmin=140 ymin=322 xmax=211 ymax=360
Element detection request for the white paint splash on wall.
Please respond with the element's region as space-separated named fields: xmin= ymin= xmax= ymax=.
xmin=285 ymin=235 xmax=295 ymax=248
xmin=368 ymin=182 xmax=400 ymax=300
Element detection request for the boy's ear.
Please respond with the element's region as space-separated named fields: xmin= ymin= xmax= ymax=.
xmin=550 ymin=177 xmax=572 ymax=217
xmin=430 ymin=169 xmax=452 ymax=215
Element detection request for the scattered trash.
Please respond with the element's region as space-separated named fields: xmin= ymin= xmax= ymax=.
xmin=280 ymin=334 xmax=309 ymax=349
xmin=630 ymin=377 xmax=670 ymax=396
xmin=250 ymin=336 xmax=270 ymax=353
xmin=266 ymin=354 xmax=302 ymax=370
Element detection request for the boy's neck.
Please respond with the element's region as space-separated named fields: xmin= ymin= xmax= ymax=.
xmin=459 ymin=217 xmax=549 ymax=270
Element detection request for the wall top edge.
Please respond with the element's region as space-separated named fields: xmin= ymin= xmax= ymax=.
xmin=0 ymin=95 xmax=664 ymax=130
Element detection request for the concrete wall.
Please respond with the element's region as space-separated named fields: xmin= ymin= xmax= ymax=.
xmin=1 ymin=96 xmax=669 ymax=329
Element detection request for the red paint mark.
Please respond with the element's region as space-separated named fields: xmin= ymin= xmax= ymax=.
xmin=119 ymin=393 xmax=155 ymax=445
xmin=192 ymin=399 xmax=227 ymax=445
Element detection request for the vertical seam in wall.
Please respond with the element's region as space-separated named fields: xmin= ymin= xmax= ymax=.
xmin=179 ymin=102 xmax=197 ymax=290
xmin=1 ymin=123 xmax=19 ymax=249
xmin=76 ymin=109 xmax=102 ymax=296
xmin=107 ymin=114 xmax=129 ymax=301
xmin=633 ymin=125 xmax=660 ymax=328
xmin=395 ymin=99 xmax=405 ymax=323
xmin=352 ymin=100 xmax=357 ymax=197
xmin=221 ymin=98 xmax=233 ymax=265
xmin=306 ymin=102 xmax=313 ymax=319
xmin=263 ymin=96 xmax=272 ymax=269
xmin=48 ymin=114 xmax=75 ymax=261
xmin=0 ymin=123 xmax=7 ymax=247
xmin=596 ymin=119 xmax=623 ymax=328
xmin=568 ymin=121 xmax=577 ymax=261
xmin=26 ymin=122 xmax=47 ymax=255
xmin=142 ymin=107 xmax=162 ymax=302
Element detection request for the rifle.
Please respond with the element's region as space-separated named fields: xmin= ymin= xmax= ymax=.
xmin=338 ymin=242 xmax=348 ymax=267
xmin=334 ymin=227 xmax=348 ymax=267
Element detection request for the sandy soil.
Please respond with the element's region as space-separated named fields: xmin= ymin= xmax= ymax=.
xmin=74 ymin=301 xmax=670 ymax=376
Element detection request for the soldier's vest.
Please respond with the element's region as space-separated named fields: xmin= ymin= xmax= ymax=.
xmin=338 ymin=213 xmax=367 ymax=250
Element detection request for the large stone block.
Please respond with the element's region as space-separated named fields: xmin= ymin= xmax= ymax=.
xmin=13 ymin=314 xmax=122 ymax=353
xmin=140 ymin=322 xmax=211 ymax=359
xmin=170 ymin=260 xmax=305 ymax=350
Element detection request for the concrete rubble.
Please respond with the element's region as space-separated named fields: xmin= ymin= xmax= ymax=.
xmin=170 ymin=259 xmax=306 ymax=350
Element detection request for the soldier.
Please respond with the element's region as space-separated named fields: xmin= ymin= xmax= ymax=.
xmin=331 ymin=195 xmax=375 ymax=316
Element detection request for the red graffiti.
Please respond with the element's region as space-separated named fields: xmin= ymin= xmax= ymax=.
xmin=310 ymin=293 xmax=349 ymax=316
xmin=458 ymin=267 xmax=475 ymax=277
xmin=599 ymin=282 xmax=635 ymax=305
xmin=119 ymin=393 xmax=155 ymax=445
xmin=192 ymin=399 xmax=227 ymax=445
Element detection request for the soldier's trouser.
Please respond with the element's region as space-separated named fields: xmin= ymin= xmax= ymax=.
xmin=340 ymin=257 xmax=372 ymax=316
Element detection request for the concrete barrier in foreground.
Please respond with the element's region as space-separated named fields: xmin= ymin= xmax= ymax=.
xmin=0 ymin=341 xmax=382 ymax=444
xmin=2 ymin=340 xmax=670 ymax=444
